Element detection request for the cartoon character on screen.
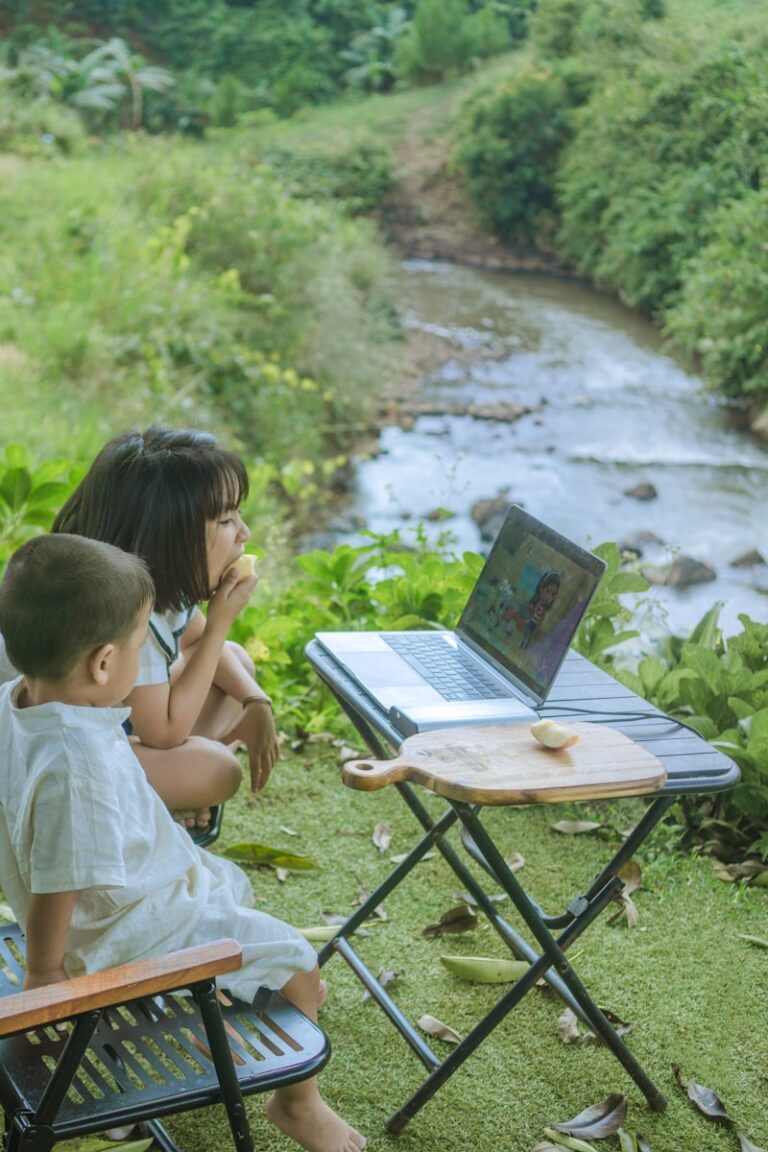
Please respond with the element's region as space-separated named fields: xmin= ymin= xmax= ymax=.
xmin=517 ymin=569 xmax=561 ymax=649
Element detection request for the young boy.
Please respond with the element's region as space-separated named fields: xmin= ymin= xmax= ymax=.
xmin=0 ymin=534 xmax=365 ymax=1152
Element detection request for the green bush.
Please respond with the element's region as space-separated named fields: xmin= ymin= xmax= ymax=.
xmin=454 ymin=67 xmax=573 ymax=243
xmin=263 ymin=138 xmax=393 ymax=216
xmin=616 ymin=610 xmax=768 ymax=859
xmin=556 ymin=40 xmax=768 ymax=311
xmin=396 ymin=0 xmax=509 ymax=85
xmin=664 ymin=188 xmax=768 ymax=405
xmin=0 ymin=86 xmax=84 ymax=154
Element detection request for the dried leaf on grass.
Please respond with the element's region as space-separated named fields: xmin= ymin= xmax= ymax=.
xmin=619 ymin=859 xmax=643 ymax=894
xmin=390 ymin=850 xmax=436 ymax=864
xmin=556 ymin=1007 xmax=631 ymax=1045
xmin=372 ymin=822 xmax=391 ymax=853
xmin=551 ymin=820 xmax=603 ymax=836
xmin=712 ymin=859 xmax=768 ymax=886
xmin=362 ymin=969 xmax=400 ymax=1001
xmin=220 ymin=842 xmax=318 ymax=871
xmin=672 ymin=1064 xmax=732 ymax=1123
xmin=506 ymin=850 xmax=526 ymax=871
xmin=556 ymin=1008 xmax=582 ymax=1045
xmin=422 ymin=904 xmax=478 ymax=938
xmin=673 ymin=1067 xmax=767 ymax=1152
xmin=738 ymin=934 xmax=768 ymax=950
xmin=417 ymin=1014 xmax=462 ymax=1044
xmin=547 ymin=1093 xmax=628 ymax=1139
xmin=737 ymin=1134 xmax=768 ymax=1152
xmin=454 ymin=889 xmax=507 ymax=906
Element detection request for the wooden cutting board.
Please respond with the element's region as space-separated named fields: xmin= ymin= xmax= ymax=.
xmin=342 ymin=722 xmax=667 ymax=805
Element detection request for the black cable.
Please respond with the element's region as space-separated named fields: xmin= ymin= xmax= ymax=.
xmin=538 ymin=703 xmax=688 ymax=730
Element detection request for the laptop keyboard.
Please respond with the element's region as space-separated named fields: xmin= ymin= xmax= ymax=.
xmin=385 ymin=633 xmax=510 ymax=701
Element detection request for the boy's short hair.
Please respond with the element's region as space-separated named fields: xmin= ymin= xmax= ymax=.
xmin=52 ymin=427 xmax=249 ymax=612
xmin=0 ymin=535 xmax=154 ymax=682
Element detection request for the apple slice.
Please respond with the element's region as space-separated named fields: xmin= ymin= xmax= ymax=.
xmin=531 ymin=718 xmax=579 ymax=750
xmin=228 ymin=554 xmax=257 ymax=578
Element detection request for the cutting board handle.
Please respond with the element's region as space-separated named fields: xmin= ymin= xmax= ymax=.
xmin=342 ymin=755 xmax=410 ymax=791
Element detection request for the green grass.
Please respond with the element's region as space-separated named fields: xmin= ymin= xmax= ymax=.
xmin=165 ymin=740 xmax=768 ymax=1152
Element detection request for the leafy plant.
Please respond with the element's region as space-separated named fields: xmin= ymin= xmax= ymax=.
xmin=0 ymin=445 xmax=79 ymax=563
xmin=454 ymin=66 xmax=574 ymax=244
xmin=616 ymin=611 xmax=768 ymax=857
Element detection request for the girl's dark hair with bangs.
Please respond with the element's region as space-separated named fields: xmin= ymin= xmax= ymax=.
xmin=52 ymin=427 xmax=249 ymax=611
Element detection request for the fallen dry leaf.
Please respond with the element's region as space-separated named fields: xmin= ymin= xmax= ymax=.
xmin=672 ymin=1064 xmax=732 ymax=1123
xmin=548 ymin=1093 xmax=628 ymax=1139
xmin=619 ymin=859 xmax=642 ymax=894
xmin=372 ymin=822 xmax=392 ymax=853
xmin=557 ymin=1008 xmax=582 ymax=1045
xmin=422 ymin=904 xmax=479 ymax=938
xmin=551 ymin=819 xmax=603 ymax=836
xmin=417 ymin=1014 xmax=462 ymax=1044
xmin=505 ymin=850 xmax=526 ymax=871
xmin=737 ymin=934 xmax=768 ymax=950
xmin=363 ymin=969 xmax=400 ymax=1001
xmin=737 ymin=1133 xmax=768 ymax=1152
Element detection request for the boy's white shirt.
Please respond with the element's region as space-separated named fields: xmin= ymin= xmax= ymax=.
xmin=0 ymin=679 xmax=313 ymax=997
xmin=0 ymin=635 xmax=16 ymax=684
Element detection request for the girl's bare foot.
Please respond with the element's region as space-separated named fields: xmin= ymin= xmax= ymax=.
xmin=265 ymin=1093 xmax=365 ymax=1152
xmin=318 ymin=979 xmax=328 ymax=1009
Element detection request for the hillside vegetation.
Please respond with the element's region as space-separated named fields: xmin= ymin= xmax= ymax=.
xmin=453 ymin=0 xmax=768 ymax=422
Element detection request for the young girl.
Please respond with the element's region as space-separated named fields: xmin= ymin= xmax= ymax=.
xmin=52 ymin=426 xmax=278 ymax=826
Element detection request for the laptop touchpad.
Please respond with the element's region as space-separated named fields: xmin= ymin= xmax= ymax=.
xmin=342 ymin=652 xmax=427 ymax=688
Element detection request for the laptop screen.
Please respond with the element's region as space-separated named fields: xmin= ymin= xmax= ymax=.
xmin=458 ymin=506 xmax=606 ymax=704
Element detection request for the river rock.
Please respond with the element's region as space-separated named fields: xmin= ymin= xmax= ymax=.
xmin=471 ymin=491 xmax=513 ymax=542
xmin=643 ymin=555 xmax=717 ymax=587
xmin=401 ymin=400 xmax=534 ymax=423
xmin=618 ymin=530 xmax=665 ymax=558
xmin=730 ymin=548 xmax=766 ymax=568
xmin=623 ymin=482 xmax=658 ymax=502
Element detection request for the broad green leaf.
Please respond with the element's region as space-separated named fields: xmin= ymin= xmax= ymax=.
xmin=0 ymin=467 xmax=32 ymax=510
xmin=681 ymin=644 xmax=724 ymax=695
xmin=220 ymin=842 xmax=318 ymax=871
xmin=2 ymin=444 xmax=27 ymax=468
xmin=541 ymin=1127 xmax=598 ymax=1151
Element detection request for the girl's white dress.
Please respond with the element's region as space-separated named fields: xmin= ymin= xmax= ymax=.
xmin=0 ymin=680 xmax=316 ymax=1002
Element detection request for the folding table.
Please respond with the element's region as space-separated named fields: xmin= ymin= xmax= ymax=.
xmin=304 ymin=639 xmax=740 ymax=1133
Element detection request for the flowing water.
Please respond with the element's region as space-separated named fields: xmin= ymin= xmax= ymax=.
xmin=330 ymin=260 xmax=768 ymax=639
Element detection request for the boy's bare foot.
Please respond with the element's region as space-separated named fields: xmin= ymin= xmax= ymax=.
xmin=172 ymin=807 xmax=211 ymax=832
xmin=318 ymin=979 xmax=328 ymax=1009
xmin=265 ymin=1093 xmax=365 ymax=1152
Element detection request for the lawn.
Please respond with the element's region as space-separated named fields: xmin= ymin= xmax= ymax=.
xmin=166 ymin=736 xmax=768 ymax=1152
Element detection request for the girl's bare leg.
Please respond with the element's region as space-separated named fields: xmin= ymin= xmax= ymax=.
xmin=133 ymin=737 xmax=242 ymax=828
xmin=193 ymin=642 xmax=280 ymax=792
xmin=265 ymin=966 xmax=365 ymax=1152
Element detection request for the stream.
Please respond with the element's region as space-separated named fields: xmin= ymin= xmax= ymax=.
xmin=327 ymin=260 xmax=767 ymax=640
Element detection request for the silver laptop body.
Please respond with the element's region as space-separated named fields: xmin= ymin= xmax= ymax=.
xmin=315 ymin=505 xmax=606 ymax=737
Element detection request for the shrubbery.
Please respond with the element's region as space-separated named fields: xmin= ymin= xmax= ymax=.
xmin=454 ymin=67 xmax=574 ymax=244
xmin=452 ymin=2 xmax=768 ymax=408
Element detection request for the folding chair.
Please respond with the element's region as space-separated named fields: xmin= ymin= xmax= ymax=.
xmin=0 ymin=926 xmax=329 ymax=1152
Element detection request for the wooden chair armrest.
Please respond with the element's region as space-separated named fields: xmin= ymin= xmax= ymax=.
xmin=0 ymin=937 xmax=243 ymax=1036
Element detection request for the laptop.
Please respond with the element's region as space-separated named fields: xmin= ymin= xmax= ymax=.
xmin=314 ymin=505 xmax=606 ymax=737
